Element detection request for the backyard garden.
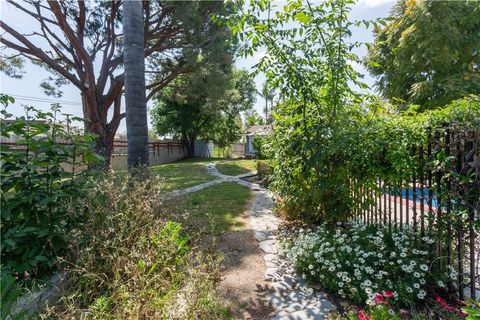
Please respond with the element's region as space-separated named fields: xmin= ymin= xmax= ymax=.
xmin=1 ymin=0 xmax=480 ymax=320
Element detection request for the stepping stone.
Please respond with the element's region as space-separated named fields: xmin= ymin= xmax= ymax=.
xmin=255 ymin=231 xmax=268 ymax=242
xmin=265 ymin=267 xmax=279 ymax=280
xmin=278 ymin=274 xmax=297 ymax=287
xmin=268 ymin=293 xmax=288 ymax=309
xmin=270 ymin=281 xmax=292 ymax=292
xmin=291 ymin=309 xmax=326 ymax=320
xmin=280 ymin=302 xmax=303 ymax=313
xmin=264 ymin=253 xmax=278 ymax=263
xmin=259 ymin=239 xmax=277 ymax=254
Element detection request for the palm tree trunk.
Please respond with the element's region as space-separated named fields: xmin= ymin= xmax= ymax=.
xmin=124 ymin=0 xmax=149 ymax=170
xmin=265 ymin=97 xmax=268 ymax=124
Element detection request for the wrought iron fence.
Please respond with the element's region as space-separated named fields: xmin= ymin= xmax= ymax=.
xmin=350 ymin=127 xmax=479 ymax=300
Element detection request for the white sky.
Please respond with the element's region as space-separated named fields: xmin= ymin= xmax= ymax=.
xmin=0 ymin=0 xmax=395 ymax=133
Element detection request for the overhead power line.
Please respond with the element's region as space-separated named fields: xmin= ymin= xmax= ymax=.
xmin=10 ymin=94 xmax=83 ymax=106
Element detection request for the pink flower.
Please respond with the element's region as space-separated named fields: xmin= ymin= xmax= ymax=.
xmin=436 ymin=296 xmax=448 ymax=309
xmin=383 ymin=291 xmax=394 ymax=298
xmin=373 ymin=293 xmax=388 ymax=305
xmin=358 ymin=310 xmax=371 ymax=320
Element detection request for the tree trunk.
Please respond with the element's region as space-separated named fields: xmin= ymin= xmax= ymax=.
xmin=265 ymin=98 xmax=268 ymax=124
xmin=124 ymin=0 xmax=149 ymax=171
xmin=185 ymin=139 xmax=196 ymax=158
xmin=189 ymin=139 xmax=196 ymax=158
xmin=82 ymin=94 xmax=116 ymax=171
xmin=181 ymin=134 xmax=196 ymax=158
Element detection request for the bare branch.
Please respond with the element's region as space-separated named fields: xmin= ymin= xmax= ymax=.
xmin=48 ymin=1 xmax=94 ymax=85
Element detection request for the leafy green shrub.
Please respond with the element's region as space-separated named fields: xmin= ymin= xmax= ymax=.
xmin=270 ymin=96 xmax=480 ymax=224
xmin=1 ymin=95 xmax=100 ymax=279
xmin=252 ymin=136 xmax=270 ymax=160
xmin=256 ymin=160 xmax=273 ymax=186
xmin=285 ymin=221 xmax=454 ymax=306
xmin=42 ymin=172 xmax=229 ymax=319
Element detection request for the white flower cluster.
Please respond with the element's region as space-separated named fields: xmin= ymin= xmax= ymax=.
xmin=286 ymin=221 xmax=451 ymax=305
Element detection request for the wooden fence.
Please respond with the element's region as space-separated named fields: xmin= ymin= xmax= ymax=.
xmin=350 ymin=127 xmax=479 ymax=300
xmin=1 ymin=139 xmax=188 ymax=170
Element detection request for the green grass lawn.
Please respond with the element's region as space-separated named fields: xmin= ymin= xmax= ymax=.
xmin=150 ymin=158 xmax=257 ymax=190
xmin=215 ymin=159 xmax=257 ymax=176
xmin=151 ymin=159 xmax=217 ymax=191
xmin=172 ymin=182 xmax=251 ymax=235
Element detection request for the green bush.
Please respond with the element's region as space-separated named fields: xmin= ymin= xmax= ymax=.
xmin=252 ymin=136 xmax=270 ymax=160
xmin=1 ymin=95 xmax=100 ymax=279
xmin=41 ymin=172 xmax=229 ymax=319
xmin=269 ymin=96 xmax=480 ymax=224
xmin=285 ymin=221 xmax=453 ymax=306
xmin=256 ymin=160 xmax=273 ymax=186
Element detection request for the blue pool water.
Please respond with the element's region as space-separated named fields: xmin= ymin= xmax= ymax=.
xmin=386 ymin=187 xmax=438 ymax=207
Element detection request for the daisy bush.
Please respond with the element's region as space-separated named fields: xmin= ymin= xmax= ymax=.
xmin=285 ymin=221 xmax=454 ymax=306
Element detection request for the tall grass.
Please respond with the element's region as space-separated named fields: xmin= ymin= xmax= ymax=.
xmin=41 ymin=171 xmax=230 ymax=319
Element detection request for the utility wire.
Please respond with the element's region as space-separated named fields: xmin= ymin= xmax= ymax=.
xmin=10 ymin=94 xmax=83 ymax=106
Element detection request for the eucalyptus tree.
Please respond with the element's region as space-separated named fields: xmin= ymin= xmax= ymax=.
xmin=123 ymin=0 xmax=148 ymax=169
xmin=0 ymin=1 xmax=236 ymax=169
xmin=366 ymin=0 xmax=480 ymax=110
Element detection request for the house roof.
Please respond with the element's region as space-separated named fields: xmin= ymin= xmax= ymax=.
xmin=245 ymin=124 xmax=273 ymax=136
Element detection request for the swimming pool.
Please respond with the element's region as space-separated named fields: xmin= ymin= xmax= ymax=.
xmin=385 ymin=187 xmax=438 ymax=207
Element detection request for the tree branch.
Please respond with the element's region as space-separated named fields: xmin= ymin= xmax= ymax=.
xmin=0 ymin=22 xmax=82 ymax=88
xmin=146 ymin=68 xmax=184 ymax=101
xmin=48 ymin=1 xmax=95 ymax=86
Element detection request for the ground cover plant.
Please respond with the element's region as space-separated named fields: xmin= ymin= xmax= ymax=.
xmin=285 ymin=221 xmax=454 ymax=307
xmin=282 ymin=221 xmax=480 ymax=320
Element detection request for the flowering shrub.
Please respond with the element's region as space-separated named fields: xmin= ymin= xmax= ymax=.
xmin=433 ymin=296 xmax=467 ymax=318
xmin=345 ymin=293 xmax=468 ymax=320
xmin=285 ymin=221 xmax=454 ymax=306
xmin=345 ymin=292 xmax=402 ymax=320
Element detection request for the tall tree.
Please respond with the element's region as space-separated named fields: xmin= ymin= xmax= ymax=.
xmin=258 ymin=82 xmax=276 ymax=124
xmin=244 ymin=109 xmax=264 ymax=127
xmin=151 ymin=68 xmax=256 ymax=157
xmin=0 ymin=1 xmax=236 ymax=169
xmin=366 ymin=0 xmax=480 ymax=110
xmin=123 ymin=0 xmax=148 ymax=169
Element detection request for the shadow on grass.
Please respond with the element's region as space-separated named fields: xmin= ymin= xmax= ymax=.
xmin=168 ymin=182 xmax=251 ymax=234
xmin=215 ymin=159 xmax=257 ymax=176
xmin=164 ymin=181 xmax=273 ymax=318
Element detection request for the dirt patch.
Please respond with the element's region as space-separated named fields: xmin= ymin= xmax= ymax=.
xmin=217 ymin=202 xmax=274 ymax=319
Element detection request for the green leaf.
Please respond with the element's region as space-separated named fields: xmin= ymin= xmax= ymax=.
xmin=293 ymin=12 xmax=310 ymax=24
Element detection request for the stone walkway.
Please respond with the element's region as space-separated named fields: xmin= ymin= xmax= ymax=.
xmin=167 ymin=164 xmax=256 ymax=198
xmin=200 ymin=164 xmax=334 ymax=320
